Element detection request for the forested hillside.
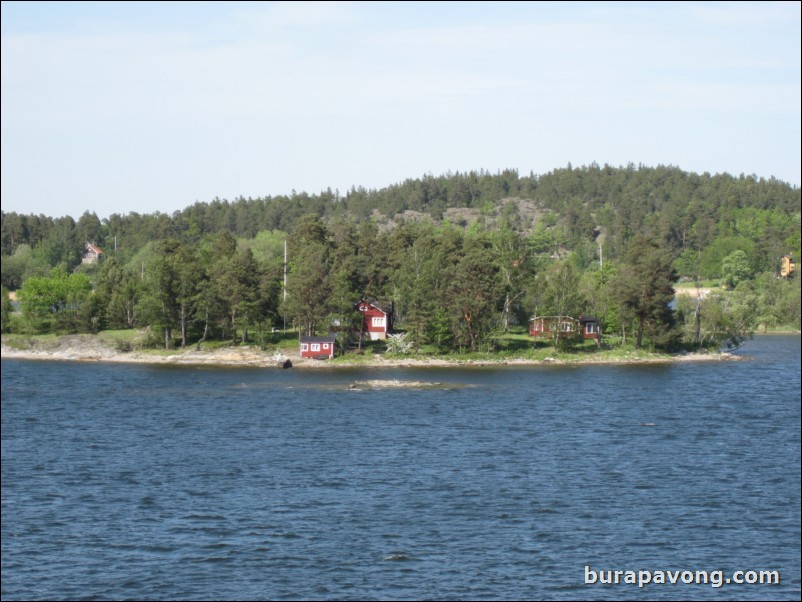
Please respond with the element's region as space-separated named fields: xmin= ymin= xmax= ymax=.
xmin=2 ymin=164 xmax=800 ymax=352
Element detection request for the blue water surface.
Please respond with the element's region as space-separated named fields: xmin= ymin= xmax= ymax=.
xmin=2 ymin=335 xmax=800 ymax=600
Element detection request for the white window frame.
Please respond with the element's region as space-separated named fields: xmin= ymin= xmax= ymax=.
xmin=301 ymin=343 xmax=308 ymax=352
xmin=371 ymin=316 xmax=386 ymax=328
xmin=311 ymin=343 xmax=321 ymax=352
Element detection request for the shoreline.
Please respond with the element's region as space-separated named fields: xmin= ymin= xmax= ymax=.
xmin=1 ymin=336 xmax=745 ymax=369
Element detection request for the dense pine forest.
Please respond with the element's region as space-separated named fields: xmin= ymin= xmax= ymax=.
xmin=2 ymin=164 xmax=800 ymax=353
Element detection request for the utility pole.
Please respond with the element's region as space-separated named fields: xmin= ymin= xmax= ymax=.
xmin=283 ymin=239 xmax=287 ymax=332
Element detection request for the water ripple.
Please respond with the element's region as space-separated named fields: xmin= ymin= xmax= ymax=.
xmin=2 ymin=336 xmax=800 ymax=600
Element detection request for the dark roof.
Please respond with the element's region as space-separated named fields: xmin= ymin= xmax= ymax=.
xmin=529 ymin=315 xmax=599 ymax=323
xmin=530 ymin=315 xmax=580 ymax=321
xmin=355 ymin=298 xmax=392 ymax=314
xmin=300 ymin=336 xmax=336 ymax=344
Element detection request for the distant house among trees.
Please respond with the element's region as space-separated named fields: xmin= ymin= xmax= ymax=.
xmin=82 ymin=242 xmax=104 ymax=264
xmin=529 ymin=315 xmax=601 ymax=340
xmin=299 ymin=336 xmax=335 ymax=359
xmin=355 ymin=298 xmax=393 ymax=340
xmin=780 ymin=255 xmax=796 ymax=278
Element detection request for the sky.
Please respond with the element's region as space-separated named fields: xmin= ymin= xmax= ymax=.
xmin=1 ymin=1 xmax=800 ymax=221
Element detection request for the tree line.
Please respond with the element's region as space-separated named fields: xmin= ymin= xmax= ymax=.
xmin=2 ymin=215 xmax=799 ymax=353
xmin=1 ymin=164 xmax=799 ymax=352
xmin=3 ymin=164 xmax=800 ymax=281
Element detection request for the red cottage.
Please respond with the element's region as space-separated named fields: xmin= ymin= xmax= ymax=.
xmin=355 ymin=298 xmax=393 ymax=340
xmin=299 ymin=336 xmax=335 ymax=359
xmin=82 ymin=242 xmax=104 ymax=264
xmin=529 ymin=315 xmax=601 ymax=340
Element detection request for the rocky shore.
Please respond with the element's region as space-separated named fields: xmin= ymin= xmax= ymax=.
xmin=1 ymin=334 xmax=741 ymax=369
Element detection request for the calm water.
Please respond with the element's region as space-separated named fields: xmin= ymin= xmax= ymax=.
xmin=2 ymin=336 xmax=800 ymax=601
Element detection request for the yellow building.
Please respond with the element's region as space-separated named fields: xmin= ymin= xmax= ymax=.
xmin=780 ymin=255 xmax=796 ymax=278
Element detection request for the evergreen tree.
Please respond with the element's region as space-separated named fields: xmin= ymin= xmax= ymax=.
xmin=614 ymin=236 xmax=678 ymax=349
xmin=446 ymin=236 xmax=502 ymax=352
xmin=282 ymin=215 xmax=332 ymax=336
xmin=140 ymin=239 xmax=182 ymax=349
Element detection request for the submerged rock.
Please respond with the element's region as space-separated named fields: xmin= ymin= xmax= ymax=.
xmin=349 ymin=379 xmax=466 ymax=390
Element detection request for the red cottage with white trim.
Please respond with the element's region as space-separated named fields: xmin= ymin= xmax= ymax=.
xmin=299 ymin=336 xmax=335 ymax=359
xmin=355 ymin=298 xmax=393 ymax=340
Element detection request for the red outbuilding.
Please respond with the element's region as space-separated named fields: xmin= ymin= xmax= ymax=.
xmin=299 ymin=336 xmax=336 ymax=359
xmin=355 ymin=298 xmax=393 ymax=340
xmin=529 ymin=315 xmax=601 ymax=340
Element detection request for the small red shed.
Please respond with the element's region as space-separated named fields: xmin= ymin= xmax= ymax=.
xmin=355 ymin=298 xmax=393 ymax=340
xmin=299 ymin=336 xmax=336 ymax=359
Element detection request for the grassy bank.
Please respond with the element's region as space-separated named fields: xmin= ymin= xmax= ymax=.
xmin=0 ymin=329 xmax=739 ymax=367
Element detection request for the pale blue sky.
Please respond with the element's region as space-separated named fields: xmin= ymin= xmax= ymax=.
xmin=2 ymin=1 xmax=800 ymax=220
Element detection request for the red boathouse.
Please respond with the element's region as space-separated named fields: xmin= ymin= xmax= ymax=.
xmin=299 ymin=336 xmax=335 ymax=359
